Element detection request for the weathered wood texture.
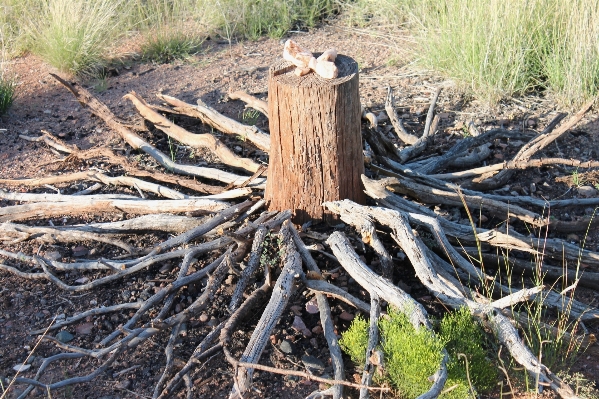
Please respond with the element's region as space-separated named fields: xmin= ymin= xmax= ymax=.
xmin=265 ymin=54 xmax=365 ymax=224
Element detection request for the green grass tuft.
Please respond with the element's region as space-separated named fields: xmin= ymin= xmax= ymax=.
xmin=24 ymin=0 xmax=126 ymax=76
xmin=0 ymin=74 xmax=15 ymax=117
xmin=349 ymin=0 xmax=599 ymax=107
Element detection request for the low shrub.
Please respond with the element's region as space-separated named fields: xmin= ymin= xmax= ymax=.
xmin=339 ymin=306 xmax=496 ymax=399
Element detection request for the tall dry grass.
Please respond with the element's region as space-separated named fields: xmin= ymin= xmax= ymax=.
xmin=348 ymin=0 xmax=599 ymax=107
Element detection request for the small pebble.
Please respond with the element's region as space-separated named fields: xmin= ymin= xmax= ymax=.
xmin=339 ymin=311 xmax=354 ymax=321
xmin=279 ymin=339 xmax=294 ymax=354
xmin=56 ymin=330 xmax=74 ymax=343
xmin=301 ymin=355 xmax=325 ymax=373
xmin=305 ymin=299 xmax=319 ymax=314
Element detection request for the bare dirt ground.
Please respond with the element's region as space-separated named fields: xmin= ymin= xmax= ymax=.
xmin=1 ymin=21 xmax=598 ymax=399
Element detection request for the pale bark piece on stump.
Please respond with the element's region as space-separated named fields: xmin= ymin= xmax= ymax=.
xmin=266 ymin=55 xmax=365 ymax=224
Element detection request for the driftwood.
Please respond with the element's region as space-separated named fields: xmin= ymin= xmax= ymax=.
xmin=466 ymin=99 xmax=594 ymax=190
xmin=125 ymin=91 xmax=261 ymax=173
xmin=51 ymin=74 xmax=261 ymax=187
xmin=0 ymin=195 xmax=231 ymax=222
xmin=156 ymin=93 xmax=271 ymax=152
xmin=228 ymin=90 xmax=269 ymax=117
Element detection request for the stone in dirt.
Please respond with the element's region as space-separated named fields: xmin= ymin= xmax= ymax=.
xmin=75 ymin=322 xmax=94 ymax=335
xmin=305 ymin=298 xmax=319 ymax=314
xmin=578 ymin=185 xmax=598 ymax=198
xmin=13 ymin=364 xmax=31 ymax=372
xmin=338 ymin=311 xmax=354 ymax=321
xmin=301 ymin=355 xmax=325 ymax=373
xmin=45 ymin=251 xmax=61 ymax=261
xmin=279 ymin=339 xmax=294 ymax=354
xmin=292 ymin=315 xmax=312 ymax=337
xmin=71 ymin=246 xmax=89 ymax=257
xmin=56 ymin=330 xmax=74 ymax=343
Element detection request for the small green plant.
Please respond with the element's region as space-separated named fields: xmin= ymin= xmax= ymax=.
xmin=338 ymin=314 xmax=369 ymax=364
xmin=0 ymin=70 xmax=15 ymax=117
xmin=167 ymin=136 xmax=176 ymax=162
xmin=259 ymin=232 xmax=283 ymax=271
xmin=572 ymin=167 xmax=583 ymax=187
xmin=241 ymin=108 xmax=260 ymax=126
xmin=340 ymin=307 xmax=495 ymax=398
xmin=440 ymin=307 xmax=496 ymax=395
xmin=141 ymin=30 xmax=204 ymax=63
xmin=557 ymin=371 xmax=599 ymax=399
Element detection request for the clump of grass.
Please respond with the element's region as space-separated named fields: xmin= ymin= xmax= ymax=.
xmin=141 ymin=30 xmax=204 ymax=63
xmin=24 ymin=0 xmax=126 ymax=76
xmin=350 ymin=0 xmax=599 ymax=107
xmin=0 ymin=34 xmax=15 ymax=117
xmin=0 ymin=72 xmax=15 ymax=117
xmin=339 ymin=307 xmax=495 ymax=398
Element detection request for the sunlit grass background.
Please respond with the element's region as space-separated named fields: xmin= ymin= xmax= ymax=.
xmin=0 ymin=0 xmax=598 ymax=106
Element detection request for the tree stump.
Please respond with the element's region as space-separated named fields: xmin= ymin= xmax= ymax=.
xmin=265 ymin=54 xmax=365 ymax=224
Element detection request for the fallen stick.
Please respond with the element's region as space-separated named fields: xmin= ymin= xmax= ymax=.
xmin=157 ymin=93 xmax=271 ymax=152
xmin=125 ymin=91 xmax=261 ymax=173
xmin=289 ymin=224 xmax=344 ymax=399
xmin=470 ymin=100 xmax=594 ymax=190
xmin=385 ymin=86 xmax=418 ymax=145
xmin=359 ymin=294 xmax=380 ymax=399
xmin=50 ymin=74 xmax=261 ymax=186
xmin=384 ymin=174 xmax=598 ymax=232
xmin=230 ymin=221 xmax=302 ymax=398
xmin=362 ymin=175 xmax=599 ymax=267
xmin=228 ymin=90 xmax=269 ymax=117
xmin=0 ymin=169 xmax=188 ymax=199
xmin=0 ymin=196 xmax=230 ymax=222
xmin=0 ymin=222 xmax=137 ymax=253
xmin=431 ymin=157 xmax=599 ymax=181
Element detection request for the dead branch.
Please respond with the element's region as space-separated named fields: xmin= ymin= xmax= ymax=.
xmin=385 ymin=86 xmax=418 ymax=145
xmin=228 ymin=225 xmax=268 ymax=310
xmin=432 ymin=157 xmax=599 ymax=181
xmin=0 ymin=195 xmax=230 ymax=222
xmin=53 ymin=214 xmax=210 ymax=234
xmin=0 ymin=222 xmax=137 ymax=253
xmin=125 ymin=91 xmax=261 ymax=173
xmin=230 ymin=220 xmax=302 ymax=398
xmin=383 ymin=174 xmax=598 ymax=232
xmin=304 ymin=279 xmax=371 ymax=312
xmin=157 ymin=93 xmax=271 ymax=152
xmin=51 ymin=74 xmax=260 ymax=186
xmin=229 ymin=90 xmax=269 ymax=117
xmin=362 ymin=175 xmax=599 ymax=267
xmin=423 ymin=87 xmax=442 ymax=139
xmin=289 ymin=224 xmax=345 ymax=399
xmin=359 ymin=293 xmax=380 ymax=399
xmin=469 ymin=100 xmax=594 ymax=190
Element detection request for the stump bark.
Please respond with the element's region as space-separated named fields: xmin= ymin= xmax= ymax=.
xmin=265 ymin=54 xmax=365 ymax=224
